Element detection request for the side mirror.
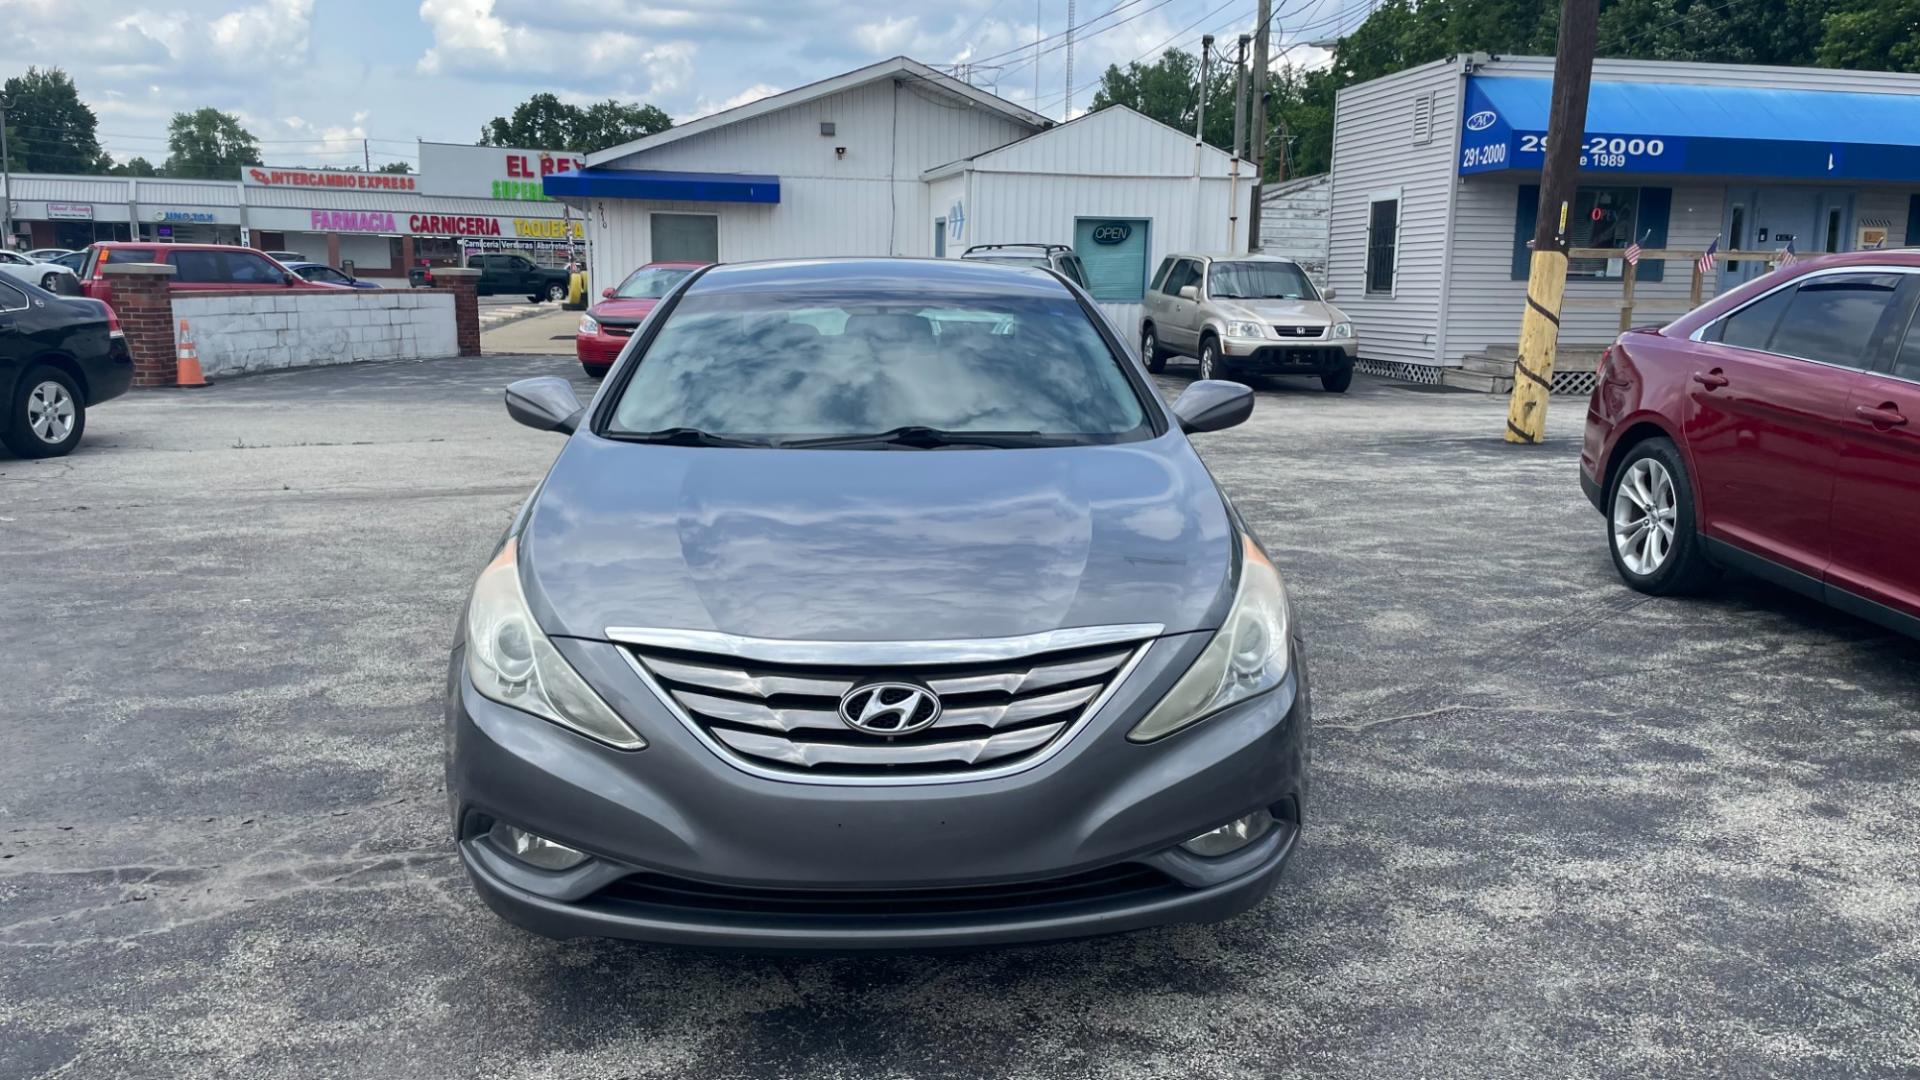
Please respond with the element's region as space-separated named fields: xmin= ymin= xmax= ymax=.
xmin=602 ymin=287 xmax=616 ymax=298
xmin=1171 ymin=380 xmax=1254 ymax=434
xmin=1178 ymin=285 xmax=1199 ymax=301
xmin=1322 ymin=287 xmax=1338 ymax=300
xmin=505 ymin=377 xmax=587 ymax=434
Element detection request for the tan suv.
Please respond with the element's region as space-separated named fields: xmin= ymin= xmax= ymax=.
xmin=1140 ymin=253 xmax=1358 ymax=392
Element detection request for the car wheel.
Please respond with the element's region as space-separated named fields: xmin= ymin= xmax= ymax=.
xmin=3 ymin=365 xmax=85 ymax=459
xmin=41 ymin=272 xmax=60 ymax=292
xmin=582 ymin=364 xmax=610 ymax=379
xmin=547 ymin=282 xmax=566 ymax=302
xmin=527 ymin=294 xmax=544 ymax=304
xmin=1321 ymin=366 xmax=1353 ymax=393
xmin=1198 ymin=336 xmax=1221 ymax=381
xmin=1141 ymin=326 xmax=1167 ymax=373
xmin=1607 ymin=437 xmax=1715 ymax=595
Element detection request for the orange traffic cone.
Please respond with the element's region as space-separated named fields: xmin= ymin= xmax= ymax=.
xmin=176 ymin=318 xmax=209 ymax=388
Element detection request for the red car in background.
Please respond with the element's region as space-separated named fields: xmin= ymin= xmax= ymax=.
xmin=1582 ymin=250 xmax=1920 ymax=638
xmin=575 ymin=262 xmax=701 ymax=377
xmin=79 ymin=243 xmax=339 ymax=308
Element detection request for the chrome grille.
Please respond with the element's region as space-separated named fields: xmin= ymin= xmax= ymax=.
xmin=1272 ymin=325 xmax=1325 ymax=338
xmin=616 ymin=627 xmax=1155 ymax=783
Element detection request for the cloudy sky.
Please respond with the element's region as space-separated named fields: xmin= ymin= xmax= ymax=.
xmin=2 ymin=0 xmax=1357 ymax=168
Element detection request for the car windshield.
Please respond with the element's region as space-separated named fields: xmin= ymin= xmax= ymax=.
xmin=605 ymin=286 xmax=1150 ymax=445
xmin=614 ymin=266 xmax=695 ymax=299
xmin=1208 ymin=261 xmax=1318 ymax=301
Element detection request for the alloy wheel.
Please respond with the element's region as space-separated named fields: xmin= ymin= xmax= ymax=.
xmin=27 ymin=380 xmax=76 ymax=445
xmin=1142 ymin=330 xmax=1156 ymax=359
xmin=1612 ymin=458 xmax=1678 ymax=575
xmin=1199 ymin=341 xmax=1218 ymax=380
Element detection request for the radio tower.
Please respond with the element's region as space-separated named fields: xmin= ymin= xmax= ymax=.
xmin=1063 ymin=0 xmax=1075 ymax=119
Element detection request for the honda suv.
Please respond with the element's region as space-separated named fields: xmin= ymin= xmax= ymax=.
xmin=1141 ymin=253 xmax=1357 ymax=392
xmin=448 ymin=257 xmax=1309 ymax=948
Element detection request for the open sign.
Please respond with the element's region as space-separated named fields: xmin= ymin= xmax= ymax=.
xmin=1090 ymin=222 xmax=1132 ymax=245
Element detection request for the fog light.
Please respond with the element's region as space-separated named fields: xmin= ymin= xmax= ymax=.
xmin=1180 ymin=810 xmax=1277 ymax=858
xmin=489 ymin=821 xmax=590 ymax=871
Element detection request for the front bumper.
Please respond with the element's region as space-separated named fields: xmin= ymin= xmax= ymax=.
xmin=575 ymin=332 xmax=630 ymax=368
xmin=445 ymin=633 xmax=1309 ymax=949
xmin=1220 ymin=338 xmax=1356 ymax=373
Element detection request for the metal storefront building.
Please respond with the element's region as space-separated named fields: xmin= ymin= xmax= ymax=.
xmin=1326 ymin=54 xmax=1920 ymax=385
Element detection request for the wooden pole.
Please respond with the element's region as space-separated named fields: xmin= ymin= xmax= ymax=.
xmin=1504 ymin=0 xmax=1600 ymax=444
xmin=1248 ymin=0 xmax=1271 ymax=250
xmin=1617 ymin=259 xmax=1637 ymax=334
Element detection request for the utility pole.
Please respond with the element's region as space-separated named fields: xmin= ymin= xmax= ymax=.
xmin=1232 ymin=35 xmax=1249 ymax=161
xmin=363 ymin=138 xmax=372 ymax=172
xmin=0 ymin=93 xmax=12 ymax=250
xmin=1064 ymin=0 xmax=1076 ymax=120
xmin=1504 ymin=0 xmax=1599 ymax=444
xmin=1248 ymin=0 xmax=1271 ymax=250
xmin=1195 ymin=36 xmax=1213 ymax=148
xmin=1034 ymin=0 xmax=1042 ymax=105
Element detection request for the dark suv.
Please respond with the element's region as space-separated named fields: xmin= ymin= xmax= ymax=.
xmin=960 ymin=244 xmax=1091 ymax=289
xmin=448 ymin=257 xmax=1309 ymax=948
xmin=410 ymin=253 xmax=571 ymax=302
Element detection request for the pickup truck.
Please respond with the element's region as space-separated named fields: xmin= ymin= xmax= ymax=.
xmin=409 ymin=253 xmax=571 ymax=302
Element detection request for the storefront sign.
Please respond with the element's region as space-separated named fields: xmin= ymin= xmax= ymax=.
xmin=416 ymin=142 xmax=585 ymax=200
xmin=512 ymin=218 xmax=584 ymax=239
xmin=156 ymin=210 xmax=217 ymax=224
xmin=1089 ymin=221 xmax=1133 ymax=245
xmin=47 ymin=202 xmax=94 ymax=221
xmin=408 ymin=213 xmax=504 ymax=236
xmin=245 ymin=167 xmax=418 ymax=191
xmin=311 ymin=210 xmax=399 ymax=232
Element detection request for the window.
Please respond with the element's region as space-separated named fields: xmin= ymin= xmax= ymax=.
xmin=1365 ymin=197 xmax=1398 ymax=295
xmin=1567 ymin=187 xmax=1638 ymax=278
xmin=1893 ymin=307 xmax=1920 ymax=382
xmin=0 ymin=280 xmax=26 ymax=311
xmin=1727 ymin=205 xmax=1746 ymax=271
xmin=504 ymin=256 xmax=533 ymax=271
xmin=1161 ymin=259 xmax=1200 ymax=297
xmin=652 ymin=213 xmax=718 ymax=263
xmin=933 ymin=218 xmax=946 ymax=258
xmin=607 ymin=286 xmax=1149 ymax=443
xmin=169 ymin=250 xmax=224 ymax=283
xmin=1149 ymin=258 xmax=1173 ymax=294
xmin=1207 ymin=261 xmax=1318 ymax=301
xmin=1765 ymin=274 xmax=1904 ymax=367
xmin=1716 ymin=288 xmax=1792 ymax=351
xmin=1060 ymin=256 xmax=1090 ymax=289
xmin=1072 ymin=218 xmax=1151 ymax=302
xmin=226 ymin=252 xmax=283 ymax=284
xmin=1825 ymin=208 xmax=1842 ymax=254
xmin=611 ymin=265 xmax=695 ymax=299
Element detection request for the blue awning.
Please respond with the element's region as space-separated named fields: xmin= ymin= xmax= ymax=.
xmin=542 ymin=168 xmax=781 ymax=203
xmin=1459 ymin=76 xmax=1920 ymax=181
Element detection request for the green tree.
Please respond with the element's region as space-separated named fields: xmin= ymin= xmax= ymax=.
xmin=109 ymin=156 xmax=160 ymax=177
xmin=480 ymin=92 xmax=673 ymax=152
xmin=2 ymin=67 xmax=107 ymax=173
xmin=163 ymin=107 xmax=261 ymax=179
xmin=377 ymin=160 xmax=414 ymax=174
xmin=1088 ymin=49 xmax=1240 ymax=151
xmin=1816 ymin=0 xmax=1920 ymax=71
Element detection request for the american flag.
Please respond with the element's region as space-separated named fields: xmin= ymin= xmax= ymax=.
xmin=1777 ymin=238 xmax=1797 ymax=268
xmin=1697 ymin=238 xmax=1719 ymax=273
xmin=1625 ymin=238 xmax=1643 ymax=266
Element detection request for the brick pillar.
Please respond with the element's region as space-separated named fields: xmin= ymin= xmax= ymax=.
xmin=433 ymin=267 xmax=482 ymax=357
xmin=326 ymin=231 xmax=342 ymax=268
xmin=101 ymin=263 xmax=180 ymax=387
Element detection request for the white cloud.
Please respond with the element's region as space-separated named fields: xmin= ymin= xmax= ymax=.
xmin=855 ymin=16 xmax=918 ymax=54
xmin=687 ymin=83 xmax=784 ymax=122
xmin=416 ymin=0 xmax=698 ymax=96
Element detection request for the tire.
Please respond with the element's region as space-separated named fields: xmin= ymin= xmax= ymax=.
xmin=527 ymin=294 xmax=543 ymax=304
xmin=1605 ymin=437 xmax=1715 ymax=595
xmin=546 ymin=282 xmax=566 ymax=303
xmin=1141 ymin=326 xmax=1167 ymax=373
xmin=582 ymin=364 xmax=610 ymax=379
xmin=1321 ymin=366 xmax=1354 ymax=393
xmin=1197 ymin=335 xmax=1222 ymax=381
xmin=40 ymin=272 xmax=59 ymax=292
xmin=3 ymin=365 xmax=85 ymax=459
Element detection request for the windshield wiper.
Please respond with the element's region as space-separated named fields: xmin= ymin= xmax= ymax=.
xmin=605 ymin=427 xmax=769 ymax=447
xmin=776 ymin=426 xmax=1061 ymax=450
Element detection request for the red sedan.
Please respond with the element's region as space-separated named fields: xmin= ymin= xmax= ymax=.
xmin=575 ymin=262 xmax=702 ymax=377
xmin=1582 ymin=251 xmax=1920 ymax=638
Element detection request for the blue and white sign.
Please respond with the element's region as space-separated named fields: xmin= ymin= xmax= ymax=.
xmin=154 ymin=210 xmax=218 ymax=224
xmin=1456 ymin=76 xmax=1920 ymax=181
xmin=948 ymin=200 xmax=966 ymax=242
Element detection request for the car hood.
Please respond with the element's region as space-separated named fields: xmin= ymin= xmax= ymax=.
xmin=520 ymin=433 xmax=1234 ymax=642
xmin=1216 ymin=298 xmax=1339 ymax=325
xmin=587 ymin=297 xmax=661 ymax=322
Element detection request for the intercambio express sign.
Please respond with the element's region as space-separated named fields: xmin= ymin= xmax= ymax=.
xmin=247 ymin=168 xmax=417 ymax=191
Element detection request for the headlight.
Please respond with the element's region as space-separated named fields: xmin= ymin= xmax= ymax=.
xmin=1332 ymin=321 xmax=1353 ymax=339
xmin=1130 ymin=535 xmax=1290 ymax=742
xmin=577 ymin=314 xmax=600 ymax=335
xmin=1224 ymin=320 xmax=1266 ymax=339
xmin=465 ymin=537 xmax=644 ymax=749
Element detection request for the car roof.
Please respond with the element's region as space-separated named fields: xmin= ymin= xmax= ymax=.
xmin=637 ymin=261 xmax=704 ymax=269
xmin=686 ymin=256 xmax=1073 ymax=297
xmin=93 ymin=241 xmax=276 ymax=254
xmin=1166 ymin=252 xmax=1303 ymax=264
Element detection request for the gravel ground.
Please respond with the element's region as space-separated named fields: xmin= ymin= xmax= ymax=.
xmin=2 ymin=355 xmax=1915 ymax=1080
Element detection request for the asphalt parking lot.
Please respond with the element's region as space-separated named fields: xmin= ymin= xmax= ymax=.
xmin=3 ymin=356 xmax=1916 ymax=1079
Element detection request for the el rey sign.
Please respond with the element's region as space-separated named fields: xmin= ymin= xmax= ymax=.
xmin=415 ymin=142 xmax=586 ymax=201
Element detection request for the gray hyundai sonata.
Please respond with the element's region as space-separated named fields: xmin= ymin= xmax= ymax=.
xmin=447 ymin=257 xmax=1309 ymax=948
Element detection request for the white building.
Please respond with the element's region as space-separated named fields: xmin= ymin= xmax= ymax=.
xmin=546 ymin=57 xmax=1255 ymax=330
xmin=1327 ymin=54 xmax=1920 ymax=389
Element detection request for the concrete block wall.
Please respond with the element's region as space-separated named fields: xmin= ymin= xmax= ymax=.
xmin=171 ymin=290 xmax=461 ymax=378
